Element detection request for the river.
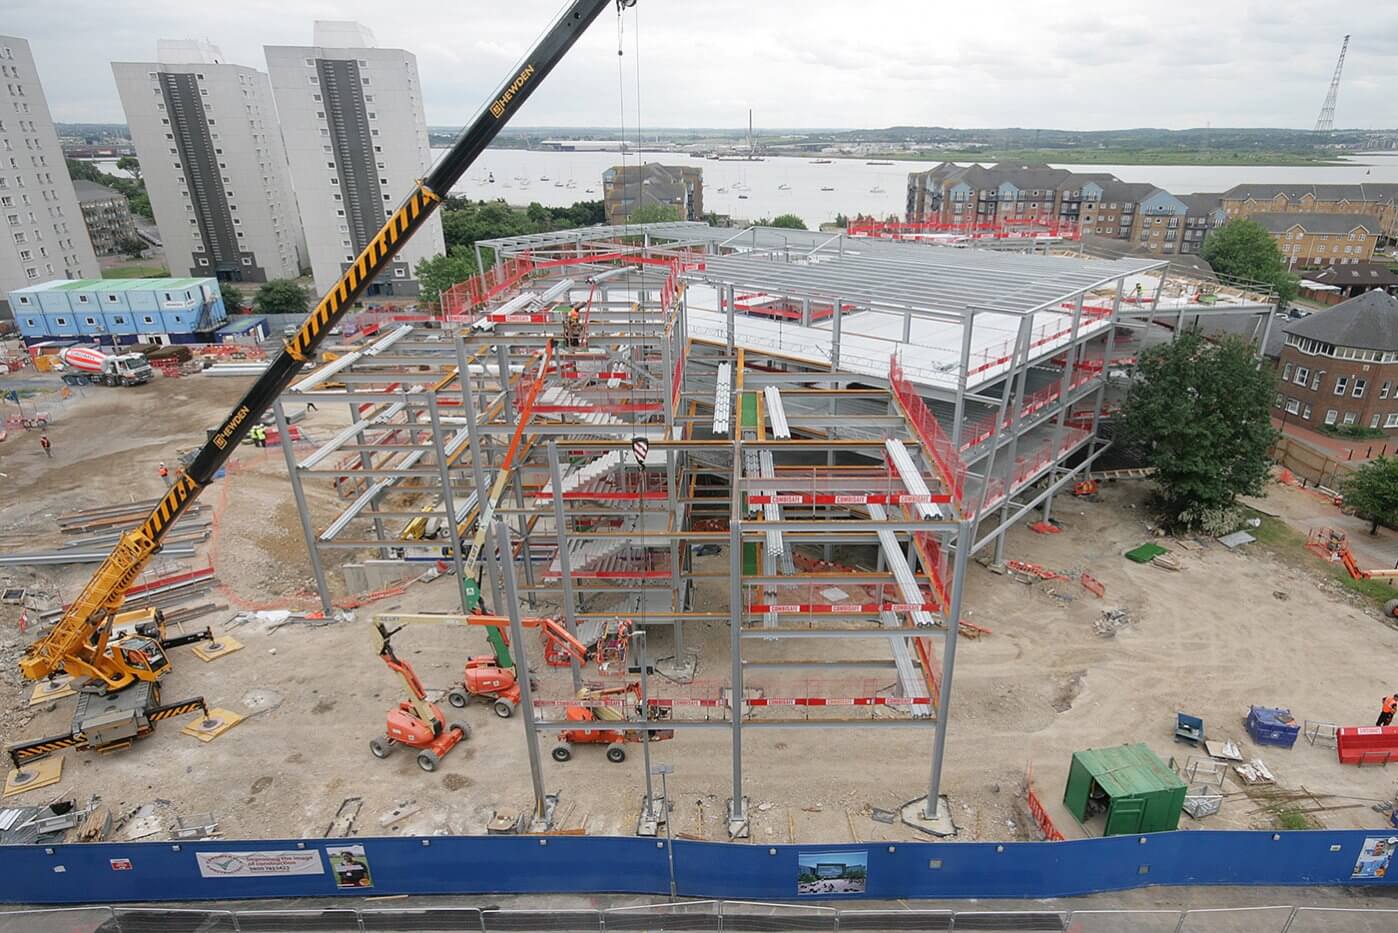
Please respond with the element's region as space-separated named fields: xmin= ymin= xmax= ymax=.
xmin=438 ymin=149 xmax=1398 ymax=229
xmin=89 ymin=149 xmax=1398 ymax=231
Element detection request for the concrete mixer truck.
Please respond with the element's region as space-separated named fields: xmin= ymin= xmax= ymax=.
xmin=58 ymin=345 xmax=155 ymax=387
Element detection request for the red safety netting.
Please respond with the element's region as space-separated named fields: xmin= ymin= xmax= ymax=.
xmin=747 ymin=465 xmax=954 ymax=509
xmin=661 ymin=257 xmax=703 ymax=415
xmin=966 ymin=304 xmax=1112 ymax=379
xmin=440 ymin=255 xmax=536 ymax=320
xmin=972 ymin=427 xmax=1092 ymax=518
xmin=959 ymin=363 xmax=1100 ymax=450
xmin=889 ymin=354 xmax=967 ymax=506
xmin=1026 ymin=763 xmax=1067 ymax=841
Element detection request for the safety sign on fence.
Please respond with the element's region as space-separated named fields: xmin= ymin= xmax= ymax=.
xmin=196 ymin=850 xmax=325 ymax=879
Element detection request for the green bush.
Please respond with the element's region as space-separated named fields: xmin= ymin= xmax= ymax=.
xmin=1319 ymin=422 xmax=1385 ymax=439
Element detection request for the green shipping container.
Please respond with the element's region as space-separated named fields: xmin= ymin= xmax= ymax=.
xmin=1062 ymin=743 xmax=1187 ymax=836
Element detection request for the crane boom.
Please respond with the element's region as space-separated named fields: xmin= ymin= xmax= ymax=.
xmin=20 ymin=0 xmax=634 ymax=687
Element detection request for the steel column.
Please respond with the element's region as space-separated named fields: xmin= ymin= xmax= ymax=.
xmin=990 ymin=316 xmax=1037 ymax=563
xmin=426 ymin=391 xmax=470 ymax=614
xmin=1089 ymin=277 xmax=1125 ymax=443
xmin=274 ymin=401 xmax=332 ymax=613
xmin=546 ymin=440 xmax=584 ymax=692
xmin=348 ymin=402 xmax=389 ymax=556
xmin=926 ymin=520 xmax=972 ymax=812
xmin=457 ymin=337 xmax=502 ymax=611
xmin=950 ymin=309 xmax=976 ymax=451
xmin=831 ymin=297 xmax=843 ymax=371
xmin=1043 ymin=291 xmax=1086 ymax=523
xmin=725 ymin=284 xmax=736 ymax=354
xmin=491 ymin=520 xmax=549 ymax=821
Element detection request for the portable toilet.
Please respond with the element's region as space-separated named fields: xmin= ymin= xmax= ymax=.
xmin=1063 ymin=743 xmax=1186 ymax=836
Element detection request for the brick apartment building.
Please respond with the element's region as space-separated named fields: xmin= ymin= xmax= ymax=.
xmin=1251 ymin=213 xmax=1378 ymax=268
xmin=1275 ymin=290 xmax=1398 ymax=434
xmin=602 ymin=163 xmax=703 ymax=225
xmin=1078 ymin=180 xmax=1154 ymax=238
xmin=1221 ymin=184 xmax=1398 ymax=239
xmin=905 ymin=163 xmax=1223 ymax=254
xmin=1127 ymin=191 xmax=1226 ymax=256
xmin=904 ymin=162 xmax=1084 ymax=229
xmin=72 ymin=180 xmax=137 ymax=256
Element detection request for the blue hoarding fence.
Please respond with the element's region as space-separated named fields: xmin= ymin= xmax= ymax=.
xmin=2 ymin=828 xmax=1398 ymax=905
xmin=5 ymin=902 xmax=1398 ymax=933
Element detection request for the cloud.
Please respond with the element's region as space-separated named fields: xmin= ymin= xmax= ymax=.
xmin=9 ymin=0 xmax=1396 ymax=130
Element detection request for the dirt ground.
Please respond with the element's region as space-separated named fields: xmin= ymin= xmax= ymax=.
xmin=5 ymin=363 xmax=1398 ymax=846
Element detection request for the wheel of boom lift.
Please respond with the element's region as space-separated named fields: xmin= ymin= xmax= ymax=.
xmin=417 ymin=750 xmax=440 ymax=772
xmin=552 ymin=744 xmax=572 ymax=762
xmin=449 ymin=721 xmax=472 ymax=741
xmin=369 ymin=737 xmax=392 ymax=759
xmin=493 ymin=699 xmax=515 ymax=719
xmin=1385 ymin=598 xmax=1398 ymax=618
xmin=447 ymin=689 xmax=468 ymax=709
xmin=605 ymin=742 xmax=627 ymax=763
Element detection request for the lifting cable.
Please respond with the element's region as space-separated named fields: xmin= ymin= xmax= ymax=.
xmin=614 ymin=1 xmax=654 ymax=651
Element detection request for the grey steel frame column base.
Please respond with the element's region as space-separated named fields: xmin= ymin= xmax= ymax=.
xmin=527 ymin=792 xmax=560 ymax=834
xmin=635 ymin=791 xmax=669 ymax=837
xmin=900 ymin=794 xmax=956 ymax=837
xmin=726 ymin=796 xmax=751 ymax=839
xmin=653 ymin=652 xmax=698 ymax=683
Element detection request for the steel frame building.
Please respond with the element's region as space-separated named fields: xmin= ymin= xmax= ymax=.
xmin=270 ymin=223 xmax=1274 ymax=836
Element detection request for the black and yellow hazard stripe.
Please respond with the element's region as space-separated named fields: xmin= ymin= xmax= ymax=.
xmin=139 ymin=471 xmax=201 ymax=543
xmin=285 ymin=184 xmax=442 ymax=363
xmin=9 ymin=733 xmax=83 ymax=763
xmin=150 ymin=697 xmax=207 ymax=721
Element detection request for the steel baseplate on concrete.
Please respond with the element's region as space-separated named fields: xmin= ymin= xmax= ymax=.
xmin=528 ymin=793 xmax=560 ymax=833
xmin=727 ymin=796 xmax=750 ymax=839
xmin=182 ymin=708 xmax=244 ymax=743
xmin=193 ymin=635 xmax=243 ymax=662
xmin=636 ymin=792 xmax=668 ymax=837
xmin=901 ymin=794 xmax=956 ymax=837
xmin=653 ymin=654 xmax=698 ymax=683
xmin=29 ymin=675 xmax=75 ymax=705
xmin=4 ymin=757 xmax=63 ymax=798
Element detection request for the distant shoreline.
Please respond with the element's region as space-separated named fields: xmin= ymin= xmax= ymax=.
xmin=827 ymin=150 xmax=1352 ymax=168
xmin=459 ymin=142 xmax=1356 ymax=169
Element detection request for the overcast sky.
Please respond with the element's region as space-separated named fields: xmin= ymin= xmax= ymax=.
xmin=10 ymin=0 xmax=1398 ymax=131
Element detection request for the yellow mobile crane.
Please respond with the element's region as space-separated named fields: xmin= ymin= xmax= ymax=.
xmin=7 ymin=0 xmax=639 ymax=768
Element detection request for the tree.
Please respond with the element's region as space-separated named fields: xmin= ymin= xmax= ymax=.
xmin=65 ymin=158 xmax=102 ymax=183
xmin=414 ymin=248 xmax=477 ymax=305
xmin=114 ymin=235 xmax=146 ymax=259
xmin=116 ymin=156 xmax=141 ymax=181
xmin=253 ymin=279 xmax=311 ymax=315
xmin=626 ymin=203 xmax=681 ymax=224
xmin=1120 ymin=330 xmax=1278 ymax=529
xmin=126 ymin=190 xmax=154 ymax=221
xmin=435 ymin=197 xmax=609 ymax=255
xmin=1342 ymin=457 xmax=1398 ymax=535
xmin=220 ymin=282 xmax=245 ymax=312
xmin=1201 ymin=218 xmax=1300 ymax=304
xmin=770 ymin=213 xmax=807 ymax=230
xmin=551 ymin=200 xmax=604 ymax=227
